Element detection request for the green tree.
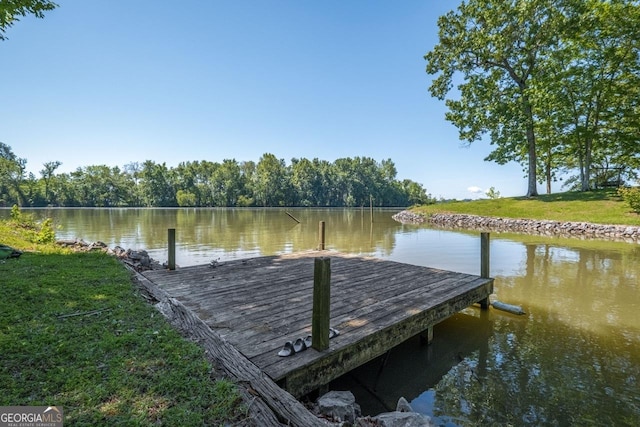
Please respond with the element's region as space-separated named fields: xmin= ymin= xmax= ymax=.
xmin=139 ymin=161 xmax=176 ymax=207
xmin=39 ymin=160 xmax=61 ymax=205
xmin=426 ymin=0 xmax=573 ymax=197
xmin=377 ymin=158 xmax=404 ymax=205
xmin=69 ymin=165 xmax=132 ymax=207
xmin=545 ymin=0 xmax=640 ymax=191
xmin=174 ymin=161 xmax=203 ymax=204
xmin=254 ymin=153 xmax=289 ymax=207
xmin=176 ymin=189 xmax=197 ymax=207
xmin=294 ymin=158 xmax=336 ymax=206
xmin=21 ymin=171 xmax=43 ymax=206
xmin=237 ymin=161 xmax=256 ymax=206
xmin=352 ymin=157 xmax=381 ymax=206
xmin=333 ymin=158 xmax=356 ymax=207
xmin=291 ymin=158 xmax=321 ymax=206
xmin=0 ymin=0 xmax=57 ymax=40
xmin=0 ymin=142 xmax=27 ymax=206
xmin=212 ymin=159 xmax=243 ymax=207
xmin=401 ymin=179 xmax=433 ymax=206
xmin=48 ymin=172 xmax=75 ymax=206
xmin=0 ymin=150 xmax=429 ymax=208
xmin=485 ymin=186 xmax=501 ymax=199
xmin=532 ymin=102 xmax=568 ymax=194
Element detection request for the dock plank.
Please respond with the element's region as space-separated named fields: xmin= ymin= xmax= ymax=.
xmin=142 ymin=250 xmax=493 ymax=398
xmin=233 ymin=271 xmax=471 ymax=357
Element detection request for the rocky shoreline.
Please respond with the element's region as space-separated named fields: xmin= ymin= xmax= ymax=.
xmin=392 ymin=210 xmax=640 ymax=243
xmin=312 ymin=391 xmax=434 ymax=426
xmin=56 ymin=238 xmax=165 ymax=271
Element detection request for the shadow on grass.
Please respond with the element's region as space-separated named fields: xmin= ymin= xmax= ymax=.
xmin=515 ymin=189 xmax=620 ymax=203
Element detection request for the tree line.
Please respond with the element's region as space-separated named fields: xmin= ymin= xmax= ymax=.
xmin=426 ymin=0 xmax=640 ymax=196
xmin=0 ymin=144 xmax=433 ymax=208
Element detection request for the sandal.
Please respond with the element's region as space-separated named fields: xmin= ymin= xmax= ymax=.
xmin=293 ymin=337 xmax=307 ymax=353
xmin=277 ymin=341 xmax=295 ymax=357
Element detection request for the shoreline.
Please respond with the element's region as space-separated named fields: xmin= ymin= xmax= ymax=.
xmin=392 ymin=210 xmax=640 ymax=243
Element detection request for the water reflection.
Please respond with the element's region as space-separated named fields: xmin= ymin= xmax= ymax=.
xmin=331 ymin=311 xmax=494 ymax=426
xmin=428 ymin=303 xmax=640 ymax=425
xmin=3 ymin=208 xmax=639 ymax=425
xmin=335 ymin=234 xmax=640 ymax=426
xmin=8 ymin=208 xmax=405 ymax=266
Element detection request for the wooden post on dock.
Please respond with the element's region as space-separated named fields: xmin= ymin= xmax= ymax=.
xmin=318 ymin=221 xmax=326 ymax=250
xmin=481 ymin=232 xmax=490 ymax=278
xmin=479 ymin=232 xmax=490 ymax=308
xmin=168 ymin=228 xmax=176 ymax=271
xmin=312 ymin=257 xmax=331 ymax=351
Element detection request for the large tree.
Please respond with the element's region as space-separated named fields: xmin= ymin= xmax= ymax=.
xmin=0 ymin=0 xmax=57 ymax=40
xmin=426 ymin=0 xmax=574 ymax=197
xmin=544 ymin=0 xmax=640 ymax=190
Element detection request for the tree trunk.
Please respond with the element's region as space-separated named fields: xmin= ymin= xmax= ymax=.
xmin=581 ymin=137 xmax=593 ymax=191
xmin=524 ymin=97 xmax=539 ymax=197
xmin=546 ymin=162 xmax=552 ymax=194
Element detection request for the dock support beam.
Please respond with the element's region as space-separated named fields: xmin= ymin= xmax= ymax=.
xmin=479 ymin=232 xmax=490 ymax=309
xmin=168 ymin=228 xmax=176 ymax=271
xmin=312 ymin=257 xmax=331 ymax=351
xmin=420 ymin=326 xmax=434 ymax=346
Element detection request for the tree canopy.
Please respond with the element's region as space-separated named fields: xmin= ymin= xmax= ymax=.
xmin=0 ymin=0 xmax=57 ymax=40
xmin=0 ymin=144 xmax=433 ymax=208
xmin=426 ymin=0 xmax=640 ymax=196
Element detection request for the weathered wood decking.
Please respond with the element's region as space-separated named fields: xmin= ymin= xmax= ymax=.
xmin=141 ymin=250 xmax=493 ymax=398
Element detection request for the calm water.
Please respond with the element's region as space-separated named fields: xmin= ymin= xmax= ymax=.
xmin=5 ymin=208 xmax=640 ymax=426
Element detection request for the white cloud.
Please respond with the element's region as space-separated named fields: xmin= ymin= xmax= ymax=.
xmin=467 ymin=186 xmax=484 ymax=194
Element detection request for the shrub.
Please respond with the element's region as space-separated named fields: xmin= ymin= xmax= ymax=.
xmin=10 ymin=204 xmax=21 ymax=221
xmin=485 ymin=187 xmax=501 ymax=199
xmin=35 ymin=218 xmax=56 ymax=243
xmin=7 ymin=205 xmax=56 ymax=244
xmin=618 ymin=186 xmax=640 ymax=213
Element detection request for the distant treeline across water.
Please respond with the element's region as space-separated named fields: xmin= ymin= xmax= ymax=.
xmin=0 ymin=146 xmax=433 ymax=208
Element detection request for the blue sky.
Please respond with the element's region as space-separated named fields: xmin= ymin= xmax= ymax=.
xmin=2 ymin=0 xmax=540 ymax=200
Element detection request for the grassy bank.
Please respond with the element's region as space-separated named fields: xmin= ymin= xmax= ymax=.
xmin=412 ymin=189 xmax=640 ymax=226
xmin=0 ymin=217 xmax=246 ymax=426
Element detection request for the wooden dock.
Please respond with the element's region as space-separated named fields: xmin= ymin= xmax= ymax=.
xmin=141 ymin=250 xmax=493 ymax=398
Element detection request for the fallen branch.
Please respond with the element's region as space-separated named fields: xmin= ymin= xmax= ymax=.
xmin=285 ymin=211 xmax=301 ymax=224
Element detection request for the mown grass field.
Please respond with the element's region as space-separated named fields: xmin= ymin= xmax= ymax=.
xmin=413 ymin=189 xmax=640 ymax=226
xmin=0 ymin=216 xmax=247 ymax=426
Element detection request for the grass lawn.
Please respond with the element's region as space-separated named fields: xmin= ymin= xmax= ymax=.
xmin=0 ymin=217 xmax=247 ymax=426
xmin=413 ymin=189 xmax=640 ymax=226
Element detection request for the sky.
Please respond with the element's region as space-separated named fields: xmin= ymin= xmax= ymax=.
xmin=1 ymin=0 xmax=544 ymax=200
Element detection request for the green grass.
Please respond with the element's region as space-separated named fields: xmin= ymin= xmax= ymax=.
xmin=0 ymin=220 xmax=247 ymax=426
xmin=413 ymin=189 xmax=640 ymax=226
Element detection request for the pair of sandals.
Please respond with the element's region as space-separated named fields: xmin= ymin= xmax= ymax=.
xmin=277 ymin=328 xmax=340 ymax=357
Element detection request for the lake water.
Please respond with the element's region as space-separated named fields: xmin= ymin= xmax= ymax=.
xmin=5 ymin=207 xmax=640 ymax=426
